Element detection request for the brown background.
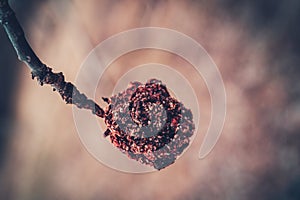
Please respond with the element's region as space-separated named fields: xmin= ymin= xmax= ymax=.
xmin=0 ymin=0 xmax=299 ymax=199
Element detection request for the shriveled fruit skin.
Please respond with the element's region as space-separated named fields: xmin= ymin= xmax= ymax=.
xmin=103 ymin=79 xmax=195 ymax=170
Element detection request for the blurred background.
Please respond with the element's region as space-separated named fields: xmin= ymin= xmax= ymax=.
xmin=0 ymin=0 xmax=300 ymax=199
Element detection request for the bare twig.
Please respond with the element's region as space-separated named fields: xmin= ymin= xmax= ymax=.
xmin=0 ymin=0 xmax=105 ymax=118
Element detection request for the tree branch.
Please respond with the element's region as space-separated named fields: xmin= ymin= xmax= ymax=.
xmin=0 ymin=0 xmax=105 ymax=118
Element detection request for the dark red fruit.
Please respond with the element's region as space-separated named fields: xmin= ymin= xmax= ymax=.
xmin=103 ymin=79 xmax=195 ymax=170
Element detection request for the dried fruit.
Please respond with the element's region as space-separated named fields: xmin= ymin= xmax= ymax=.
xmin=103 ymin=79 xmax=195 ymax=170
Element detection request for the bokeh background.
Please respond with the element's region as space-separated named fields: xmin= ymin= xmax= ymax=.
xmin=1 ymin=0 xmax=300 ymax=199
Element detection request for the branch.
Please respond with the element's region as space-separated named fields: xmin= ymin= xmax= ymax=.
xmin=0 ymin=0 xmax=105 ymax=118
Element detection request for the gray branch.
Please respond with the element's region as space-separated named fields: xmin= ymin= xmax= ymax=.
xmin=0 ymin=0 xmax=105 ymax=118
